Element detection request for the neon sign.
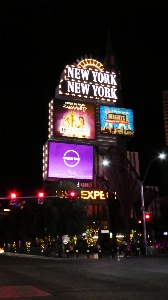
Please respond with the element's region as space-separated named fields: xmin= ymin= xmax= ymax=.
xmin=81 ymin=190 xmax=108 ymax=200
xmin=57 ymin=64 xmax=118 ymax=102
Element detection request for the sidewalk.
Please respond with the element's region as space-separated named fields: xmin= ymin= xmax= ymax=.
xmin=3 ymin=251 xmax=100 ymax=260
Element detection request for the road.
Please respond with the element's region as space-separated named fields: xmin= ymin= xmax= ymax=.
xmin=0 ymin=253 xmax=168 ymax=299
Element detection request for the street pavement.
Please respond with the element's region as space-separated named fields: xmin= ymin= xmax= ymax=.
xmin=0 ymin=252 xmax=168 ymax=299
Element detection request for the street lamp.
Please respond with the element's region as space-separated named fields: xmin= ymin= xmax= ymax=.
xmin=102 ymin=159 xmax=142 ymax=247
xmin=141 ymin=153 xmax=166 ymax=255
xmin=103 ymin=153 xmax=166 ymax=255
xmin=142 ymin=154 xmax=166 ymax=184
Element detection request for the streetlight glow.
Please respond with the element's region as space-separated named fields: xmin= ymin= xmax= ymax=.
xmin=159 ymin=153 xmax=166 ymax=160
xmin=102 ymin=160 xmax=109 ymax=166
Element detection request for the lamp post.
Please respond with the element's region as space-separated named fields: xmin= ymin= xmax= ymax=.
xmin=140 ymin=183 xmax=147 ymax=254
xmin=103 ymin=153 xmax=166 ymax=255
xmin=141 ymin=153 xmax=166 ymax=255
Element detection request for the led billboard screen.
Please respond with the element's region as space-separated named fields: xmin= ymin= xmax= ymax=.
xmin=100 ymin=106 xmax=134 ymax=136
xmin=48 ymin=141 xmax=93 ymax=180
xmin=53 ymin=100 xmax=96 ymax=139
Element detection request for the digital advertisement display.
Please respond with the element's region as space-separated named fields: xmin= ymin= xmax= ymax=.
xmin=53 ymin=100 xmax=96 ymax=139
xmin=100 ymin=106 xmax=134 ymax=136
xmin=48 ymin=141 xmax=93 ymax=180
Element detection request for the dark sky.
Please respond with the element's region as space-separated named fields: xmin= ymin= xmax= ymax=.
xmin=1 ymin=1 xmax=168 ymax=196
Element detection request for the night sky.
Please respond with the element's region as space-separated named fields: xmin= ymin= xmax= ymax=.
xmin=1 ymin=1 xmax=168 ymax=196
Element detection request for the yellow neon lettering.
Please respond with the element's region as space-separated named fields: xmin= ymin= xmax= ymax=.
xmin=94 ymin=191 xmax=100 ymax=198
xmin=100 ymin=191 xmax=106 ymax=199
xmin=81 ymin=191 xmax=88 ymax=199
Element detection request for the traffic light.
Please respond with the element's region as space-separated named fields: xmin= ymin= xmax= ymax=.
xmin=138 ymin=220 xmax=141 ymax=224
xmin=145 ymin=212 xmax=152 ymax=221
xmin=10 ymin=193 xmax=16 ymax=205
xmin=68 ymin=191 xmax=77 ymax=202
xmin=38 ymin=192 xmax=44 ymax=204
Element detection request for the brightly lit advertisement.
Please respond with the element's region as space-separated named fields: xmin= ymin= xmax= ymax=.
xmin=100 ymin=106 xmax=134 ymax=136
xmin=53 ymin=99 xmax=96 ymax=139
xmin=81 ymin=190 xmax=108 ymax=200
xmin=48 ymin=141 xmax=93 ymax=180
xmin=57 ymin=64 xmax=118 ymax=102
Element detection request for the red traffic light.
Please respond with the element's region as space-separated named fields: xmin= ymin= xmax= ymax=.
xmin=38 ymin=192 xmax=44 ymax=198
xmin=10 ymin=192 xmax=17 ymax=205
xmin=68 ymin=191 xmax=77 ymax=202
xmin=70 ymin=191 xmax=76 ymax=197
xmin=145 ymin=213 xmax=152 ymax=221
xmin=138 ymin=220 xmax=141 ymax=224
xmin=10 ymin=193 xmax=16 ymax=199
xmin=38 ymin=192 xmax=44 ymax=204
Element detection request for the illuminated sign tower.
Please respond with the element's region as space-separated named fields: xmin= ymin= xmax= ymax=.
xmin=43 ymin=39 xmax=134 ymax=184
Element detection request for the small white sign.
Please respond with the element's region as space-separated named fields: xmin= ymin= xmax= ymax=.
xmin=101 ymin=230 xmax=109 ymax=233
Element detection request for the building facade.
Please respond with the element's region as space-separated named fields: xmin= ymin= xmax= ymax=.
xmin=162 ymin=90 xmax=168 ymax=146
xmin=127 ymin=151 xmax=140 ymax=176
